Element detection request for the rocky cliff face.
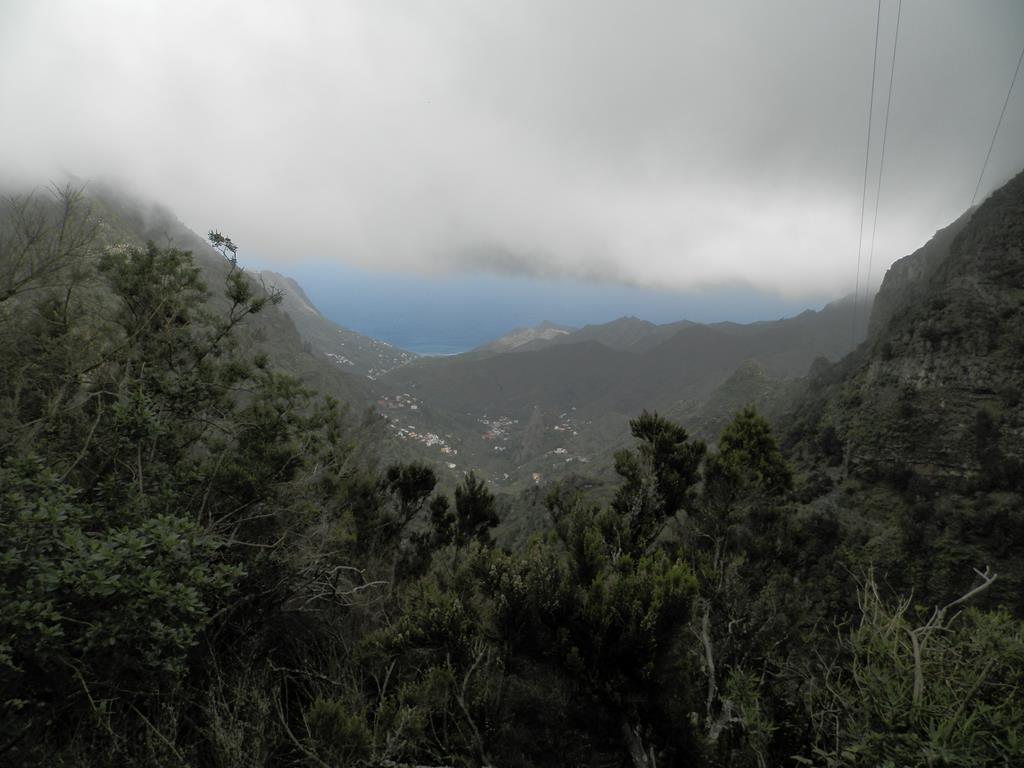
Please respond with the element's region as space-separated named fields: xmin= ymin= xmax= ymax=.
xmin=868 ymin=210 xmax=972 ymax=338
xmin=792 ymin=170 xmax=1024 ymax=490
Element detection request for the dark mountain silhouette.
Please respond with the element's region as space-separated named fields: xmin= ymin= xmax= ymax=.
xmin=381 ymin=296 xmax=865 ymax=421
xmin=787 ymin=169 xmax=1024 ymax=490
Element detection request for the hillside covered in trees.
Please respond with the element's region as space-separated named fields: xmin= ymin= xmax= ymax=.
xmin=2 ymin=171 xmax=1024 ymax=767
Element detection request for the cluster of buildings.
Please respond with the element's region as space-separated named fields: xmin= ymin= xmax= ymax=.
xmin=332 ymin=333 xmax=416 ymax=380
xmin=325 ymin=352 xmax=355 ymax=367
xmin=478 ymin=415 xmax=517 ymax=441
xmin=549 ymin=446 xmax=588 ymax=465
xmin=386 ymin=420 xmax=457 ymax=456
xmin=380 ymin=393 xmax=457 ymax=459
xmin=377 ymin=392 xmax=421 ymax=411
xmin=552 ymin=409 xmax=581 ymax=436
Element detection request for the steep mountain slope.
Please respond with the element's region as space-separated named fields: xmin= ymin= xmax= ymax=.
xmin=779 ymin=170 xmax=1024 ymax=612
xmin=259 ymin=270 xmax=416 ymax=379
xmin=789 ymin=171 xmax=1024 ymax=488
xmin=87 ymin=185 xmax=377 ymax=410
xmin=868 ymin=209 xmax=973 ymax=337
xmin=667 ymin=361 xmax=800 ymax=444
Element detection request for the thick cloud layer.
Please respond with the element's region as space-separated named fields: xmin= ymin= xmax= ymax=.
xmin=2 ymin=0 xmax=1022 ymax=298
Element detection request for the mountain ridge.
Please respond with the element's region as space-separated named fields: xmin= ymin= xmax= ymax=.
xmin=471 ymin=320 xmax=575 ymax=355
xmin=787 ymin=170 xmax=1024 ymax=490
xmin=85 ymin=184 xmax=377 ymax=408
xmin=259 ymin=269 xmax=417 ymax=379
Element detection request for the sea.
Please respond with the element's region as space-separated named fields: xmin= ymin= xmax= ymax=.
xmin=259 ymin=262 xmax=832 ymax=356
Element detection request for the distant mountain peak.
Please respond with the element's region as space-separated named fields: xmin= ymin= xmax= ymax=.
xmin=474 ymin=321 xmax=575 ymax=354
xmin=609 ymin=315 xmax=655 ymax=326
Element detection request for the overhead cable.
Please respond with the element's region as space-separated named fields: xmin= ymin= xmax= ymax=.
xmin=850 ymin=0 xmax=883 ymax=346
xmin=971 ymin=41 xmax=1024 ymax=208
xmin=864 ymin=0 xmax=902 ymax=299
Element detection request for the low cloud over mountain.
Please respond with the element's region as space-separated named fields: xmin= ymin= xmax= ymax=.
xmin=2 ymin=1 xmax=1022 ymax=298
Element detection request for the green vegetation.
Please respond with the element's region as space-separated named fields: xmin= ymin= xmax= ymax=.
xmin=2 ymin=185 xmax=1022 ymax=766
xmin=374 ymin=293 xmax=863 ymax=493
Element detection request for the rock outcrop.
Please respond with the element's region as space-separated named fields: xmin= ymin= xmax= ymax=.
xmin=792 ymin=170 xmax=1024 ymax=490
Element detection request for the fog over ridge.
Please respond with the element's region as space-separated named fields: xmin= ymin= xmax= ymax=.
xmin=1 ymin=0 xmax=1022 ymax=299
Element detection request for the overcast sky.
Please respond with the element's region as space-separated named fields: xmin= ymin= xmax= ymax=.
xmin=2 ymin=0 xmax=1022 ymax=300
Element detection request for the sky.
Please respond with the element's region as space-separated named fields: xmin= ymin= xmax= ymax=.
xmin=2 ymin=1 xmax=1023 ymax=311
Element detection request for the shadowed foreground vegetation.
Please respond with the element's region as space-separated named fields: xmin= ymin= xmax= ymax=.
xmin=1 ymin=188 xmax=1022 ymax=766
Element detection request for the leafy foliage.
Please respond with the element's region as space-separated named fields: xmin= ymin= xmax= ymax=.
xmin=2 ymin=185 xmax=1022 ymax=767
xmin=611 ymin=409 xmax=706 ymax=553
xmin=0 ymin=190 xmax=356 ymax=763
xmin=450 ymin=470 xmax=501 ymax=546
xmin=808 ymin=571 xmax=1024 ymax=767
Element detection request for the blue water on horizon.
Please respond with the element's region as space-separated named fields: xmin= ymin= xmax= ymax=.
xmin=248 ymin=259 xmax=835 ymax=356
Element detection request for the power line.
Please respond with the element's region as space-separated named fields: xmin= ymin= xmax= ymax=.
xmin=971 ymin=41 xmax=1024 ymax=208
xmin=864 ymin=0 xmax=902 ymax=302
xmin=850 ymin=0 xmax=883 ymax=347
